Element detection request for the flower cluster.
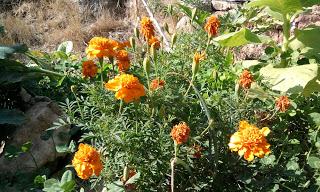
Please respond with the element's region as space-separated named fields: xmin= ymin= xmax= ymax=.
xmin=85 ymin=37 xmax=131 ymax=72
xmin=140 ymin=17 xmax=161 ymax=48
xmin=239 ymin=69 xmax=254 ymax=89
xmin=72 ymin=143 xmax=103 ymax=180
xmin=204 ymin=15 xmax=220 ymax=37
xmin=105 ymin=74 xmax=146 ymax=103
xmin=228 ymin=120 xmax=271 ymax=162
xmin=171 ymin=122 xmax=191 ymax=144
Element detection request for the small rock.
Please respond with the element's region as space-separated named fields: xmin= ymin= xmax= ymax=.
xmin=212 ymin=0 xmax=240 ymax=11
xmin=175 ymin=16 xmax=195 ymax=33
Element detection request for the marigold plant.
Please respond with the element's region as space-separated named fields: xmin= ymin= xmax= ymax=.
xmin=276 ymin=96 xmax=291 ymax=112
xmin=72 ymin=143 xmax=103 ymax=180
xmin=171 ymin=122 xmax=191 ymax=144
xmin=228 ymin=120 xmax=271 ymax=162
xmin=148 ymin=36 xmax=161 ymax=48
xmin=239 ymin=69 xmax=254 ymax=89
xmin=140 ymin=17 xmax=155 ymax=40
xmin=105 ymin=74 xmax=146 ymax=103
xmin=82 ymin=60 xmax=98 ymax=78
xmin=204 ymin=15 xmax=220 ymax=37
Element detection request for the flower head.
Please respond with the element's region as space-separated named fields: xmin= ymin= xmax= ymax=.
xmin=105 ymin=74 xmax=146 ymax=103
xmin=239 ymin=69 xmax=254 ymax=89
xmin=150 ymin=78 xmax=165 ymax=91
xmin=171 ymin=122 xmax=190 ymax=144
xmin=193 ymin=51 xmax=206 ymax=65
xmin=82 ymin=60 xmax=98 ymax=78
xmin=72 ymin=143 xmax=103 ymax=180
xmin=140 ymin=17 xmax=155 ymax=40
xmin=148 ymin=36 xmax=161 ymax=48
xmin=204 ymin=15 xmax=220 ymax=37
xmin=276 ymin=96 xmax=290 ymax=112
xmin=85 ymin=37 xmax=117 ymax=59
xmin=228 ymin=120 xmax=271 ymax=162
xmin=116 ymin=50 xmax=130 ymax=71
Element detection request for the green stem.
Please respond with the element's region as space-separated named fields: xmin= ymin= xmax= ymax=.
xmin=280 ymin=14 xmax=291 ymax=67
xmin=171 ymin=143 xmax=178 ymax=192
xmin=33 ymin=68 xmax=64 ymax=77
xmin=99 ymin=58 xmax=104 ymax=88
xmin=118 ymin=100 xmax=123 ymax=116
xmin=184 ymin=75 xmax=195 ymax=96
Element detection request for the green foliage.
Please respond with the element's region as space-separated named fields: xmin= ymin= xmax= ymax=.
xmin=43 ymin=170 xmax=76 ymax=192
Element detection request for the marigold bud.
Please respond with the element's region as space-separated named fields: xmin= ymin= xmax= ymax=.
xmin=134 ymin=27 xmax=140 ymax=39
xmin=143 ymin=56 xmax=151 ymax=76
xmin=129 ymin=37 xmax=136 ymax=51
xmin=171 ymin=33 xmax=177 ymax=49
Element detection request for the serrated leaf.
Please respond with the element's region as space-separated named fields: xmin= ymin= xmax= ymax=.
xmin=213 ymin=28 xmax=263 ymax=47
xmin=43 ymin=178 xmax=61 ymax=192
xmin=286 ymin=160 xmax=299 ymax=170
xmin=259 ymin=64 xmax=320 ymax=96
xmin=21 ymin=141 xmax=32 ymax=153
xmin=308 ymin=156 xmax=320 ymax=169
xmin=0 ymin=109 xmax=26 ymax=125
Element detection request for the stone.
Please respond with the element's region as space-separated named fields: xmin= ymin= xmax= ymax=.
xmin=212 ymin=0 xmax=240 ymax=11
xmin=175 ymin=16 xmax=195 ymax=33
xmin=0 ymin=101 xmax=69 ymax=174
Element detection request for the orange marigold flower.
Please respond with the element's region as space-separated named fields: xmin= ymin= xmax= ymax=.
xmin=116 ymin=50 xmax=130 ymax=71
xmin=150 ymin=78 xmax=165 ymax=91
xmin=105 ymin=74 xmax=146 ymax=103
xmin=72 ymin=143 xmax=103 ymax=180
xmin=204 ymin=15 xmax=220 ymax=37
xmin=148 ymin=36 xmax=161 ymax=48
xmin=276 ymin=96 xmax=291 ymax=112
xmin=171 ymin=122 xmax=190 ymax=144
xmin=228 ymin=120 xmax=271 ymax=162
xmin=140 ymin=17 xmax=155 ymax=40
xmin=82 ymin=60 xmax=98 ymax=78
xmin=239 ymin=69 xmax=254 ymax=89
xmin=86 ymin=37 xmax=117 ymax=59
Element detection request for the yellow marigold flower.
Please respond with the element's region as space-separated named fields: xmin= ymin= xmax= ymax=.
xmin=228 ymin=120 xmax=271 ymax=162
xmin=72 ymin=143 xmax=103 ymax=180
xmin=140 ymin=17 xmax=155 ymax=40
xmin=150 ymin=78 xmax=165 ymax=91
xmin=85 ymin=37 xmax=119 ymax=59
xmin=171 ymin=122 xmax=190 ymax=145
xmin=204 ymin=15 xmax=220 ymax=37
xmin=239 ymin=69 xmax=254 ymax=89
xmin=82 ymin=60 xmax=98 ymax=78
xmin=105 ymin=74 xmax=146 ymax=103
xmin=276 ymin=96 xmax=291 ymax=112
xmin=116 ymin=50 xmax=130 ymax=71
xmin=148 ymin=36 xmax=161 ymax=48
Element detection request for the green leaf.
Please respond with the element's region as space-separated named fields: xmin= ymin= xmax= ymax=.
xmin=242 ymin=60 xmax=265 ymax=69
xmin=0 ymin=44 xmax=28 ymax=59
xmin=247 ymin=83 xmax=272 ymax=101
xmin=60 ymin=181 xmax=75 ymax=192
xmin=286 ymin=159 xmax=299 ymax=170
xmin=56 ymin=144 xmax=69 ymax=153
xmin=21 ymin=141 xmax=32 ymax=153
xmin=107 ymin=181 xmax=125 ymax=192
xmin=126 ymin=172 xmax=140 ymax=185
xmin=247 ymin=0 xmax=320 ymax=15
xmin=175 ymin=157 xmax=192 ymax=175
xmin=289 ymin=27 xmax=320 ymax=59
xmin=260 ymin=154 xmax=276 ymax=165
xmin=60 ymin=170 xmax=73 ymax=185
xmin=213 ymin=28 xmax=262 ymax=47
xmin=309 ymin=113 xmax=320 ymax=126
xmin=43 ymin=179 xmax=61 ymax=192
xmin=0 ymin=109 xmax=26 ymax=125
xmin=308 ymin=156 xmax=320 ymax=169
xmin=57 ymin=41 xmax=73 ymax=54
xmin=178 ymin=3 xmax=210 ymax=26
xmin=259 ymin=64 xmax=320 ymax=96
